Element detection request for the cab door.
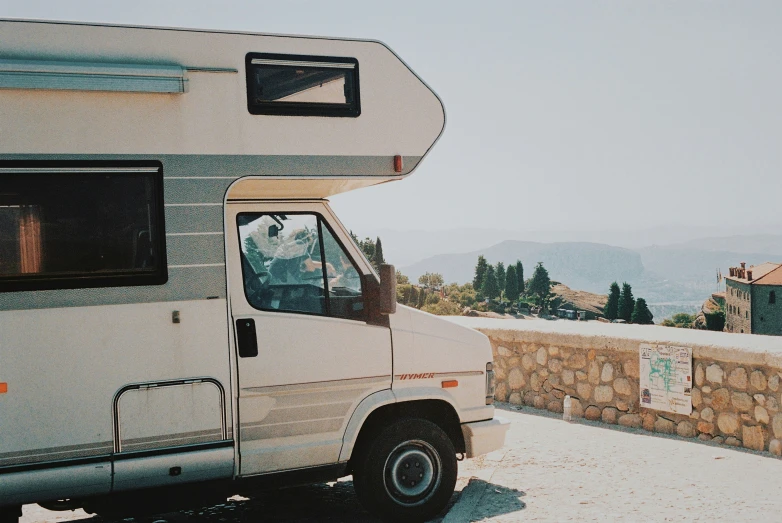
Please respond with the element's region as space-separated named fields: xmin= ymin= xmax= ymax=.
xmin=226 ymin=201 xmax=392 ymax=476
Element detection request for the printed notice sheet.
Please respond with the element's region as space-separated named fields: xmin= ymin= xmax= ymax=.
xmin=639 ymin=344 xmax=692 ymax=415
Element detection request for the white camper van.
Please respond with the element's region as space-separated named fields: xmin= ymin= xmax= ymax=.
xmin=0 ymin=19 xmax=509 ymax=523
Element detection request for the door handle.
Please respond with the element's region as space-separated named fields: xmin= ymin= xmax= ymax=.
xmin=236 ymin=318 xmax=258 ymax=358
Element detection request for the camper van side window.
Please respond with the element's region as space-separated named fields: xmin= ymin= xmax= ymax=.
xmin=245 ymin=53 xmax=360 ymax=117
xmin=238 ymin=213 xmax=365 ymax=320
xmin=0 ymin=164 xmax=166 ymax=292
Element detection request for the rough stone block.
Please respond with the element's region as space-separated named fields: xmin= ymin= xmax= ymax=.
xmin=694 ymin=363 xmax=705 ymax=387
xmin=523 ymin=391 xmax=536 ymax=407
xmin=712 ymin=436 xmax=724 ymax=444
xmin=588 ymin=361 xmax=600 ymax=385
xmin=530 ymin=372 xmax=541 ymax=392
xmin=601 ymin=362 xmax=615 ymax=383
xmin=613 ymin=378 xmax=632 ymax=396
xmin=712 ymin=388 xmax=730 ymax=410
xmin=602 ymin=407 xmax=618 ymax=424
xmin=616 ymin=400 xmax=630 ymax=412
xmin=548 ymin=358 xmax=563 ymax=373
xmin=698 ymin=433 xmax=712 ymax=441
xmin=584 ymin=405 xmax=601 ymax=421
xmin=773 ymin=414 xmax=782 ymax=438
xmin=536 ymin=347 xmax=548 ymax=366
xmin=754 ymin=394 xmax=766 ymax=406
xmin=689 ymin=410 xmax=700 ymax=420
xmin=576 ymin=370 xmax=588 ymax=381
xmin=755 ymin=406 xmax=769 ymax=425
xmin=508 ymin=368 xmax=526 ymax=391
xmin=654 ymin=417 xmax=675 ymax=434
xmin=725 ymin=436 xmax=741 ymax=447
xmin=697 ymin=421 xmax=715 ymax=435
xmin=576 ymin=382 xmax=592 ymax=400
xmin=533 ymin=395 xmax=546 ymax=409
xmin=552 ymin=389 xmax=565 ymax=400
xmin=728 ymin=368 xmax=748 ymax=390
xmin=687 ymin=392 xmax=701 ymax=412
xmin=767 ymin=396 xmax=780 ymax=413
xmin=750 ymin=370 xmax=767 ymax=391
xmin=700 ymin=407 xmax=714 ymax=422
xmin=706 ymin=364 xmax=724 ymax=385
xmin=509 ymin=392 xmax=522 ymax=405
xmin=547 ymin=400 xmax=563 ymax=413
xmin=594 ymin=385 xmax=614 ymax=403
xmin=543 ymin=380 xmax=553 ymax=393
xmin=618 ymin=414 xmax=642 ymax=428
xmin=702 ymin=386 xmax=712 ymax=394
xmin=588 ymin=349 xmax=596 ymax=361
xmin=717 ymin=413 xmax=740 ymax=435
xmin=623 ymin=358 xmax=640 ymax=379
xmin=732 ymin=392 xmax=753 ymax=412
xmin=769 ymin=374 xmax=780 ymax=392
xmin=539 ymin=368 xmax=550 ymax=378
xmin=742 ymin=425 xmax=765 ymax=451
xmin=769 ymin=439 xmax=782 ymax=456
xmin=562 ymin=369 xmax=575 ymax=386
xmin=571 ymin=398 xmax=584 ymax=418
xmin=521 ymin=354 xmax=536 ymax=371
xmin=642 ymin=412 xmax=656 ymax=432
xmin=548 ymin=346 xmax=560 ymax=357
xmin=497 ymin=346 xmax=512 ymax=357
xmin=566 ymin=353 xmax=587 ymax=369
xmin=677 ymin=421 xmax=696 ymax=438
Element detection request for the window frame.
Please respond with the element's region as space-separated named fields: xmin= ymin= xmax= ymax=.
xmin=0 ymin=160 xmax=168 ymax=293
xmin=245 ymin=52 xmax=361 ymax=117
xmin=236 ymin=211 xmax=367 ymax=322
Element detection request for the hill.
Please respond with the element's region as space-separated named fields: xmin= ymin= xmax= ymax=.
xmin=400 ymin=240 xmax=644 ymax=294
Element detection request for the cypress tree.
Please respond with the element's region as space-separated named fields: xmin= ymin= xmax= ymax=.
xmin=605 ymin=282 xmax=620 ymax=320
xmin=505 ymin=265 xmax=520 ymax=302
xmin=618 ymin=282 xmax=635 ymax=322
xmin=417 ymin=287 xmax=426 ymax=309
xmin=372 ymin=237 xmax=385 ymax=271
xmin=496 ymin=262 xmax=506 ymax=298
xmin=516 ymin=261 xmax=524 ymax=295
xmin=527 ymin=262 xmax=551 ymax=307
xmin=481 ymin=265 xmax=500 ymax=300
xmin=631 ymin=297 xmax=654 ymax=325
xmin=473 ymin=256 xmax=488 ymax=291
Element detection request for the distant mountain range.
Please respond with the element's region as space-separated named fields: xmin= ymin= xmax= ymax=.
xmin=397 ymin=234 xmax=782 ymax=319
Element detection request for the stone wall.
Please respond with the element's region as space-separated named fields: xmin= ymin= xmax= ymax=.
xmin=450 ymin=318 xmax=782 ymax=455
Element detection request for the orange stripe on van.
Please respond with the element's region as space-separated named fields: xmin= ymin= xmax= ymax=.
xmin=0 ymin=383 xmax=7 ymax=394
xmin=441 ymin=380 xmax=458 ymax=389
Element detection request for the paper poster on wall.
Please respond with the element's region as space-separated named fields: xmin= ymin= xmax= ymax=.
xmin=639 ymin=343 xmax=692 ymax=415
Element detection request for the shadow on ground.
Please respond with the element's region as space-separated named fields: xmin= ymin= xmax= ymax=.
xmin=27 ymin=477 xmax=526 ymax=523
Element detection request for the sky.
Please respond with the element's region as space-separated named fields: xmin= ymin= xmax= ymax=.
xmin=4 ymin=1 xmax=782 ymax=243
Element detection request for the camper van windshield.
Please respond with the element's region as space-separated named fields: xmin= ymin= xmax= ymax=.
xmin=0 ymin=166 xmax=166 ymax=291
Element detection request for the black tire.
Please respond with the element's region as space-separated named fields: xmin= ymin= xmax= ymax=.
xmin=0 ymin=505 xmax=21 ymax=523
xmin=353 ymin=418 xmax=457 ymax=522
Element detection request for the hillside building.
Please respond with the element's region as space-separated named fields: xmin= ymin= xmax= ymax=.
xmin=725 ymin=262 xmax=782 ymax=335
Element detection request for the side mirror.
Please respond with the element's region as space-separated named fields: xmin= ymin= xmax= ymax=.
xmin=379 ymin=264 xmax=397 ymax=315
xmin=268 ymin=224 xmax=279 ymax=238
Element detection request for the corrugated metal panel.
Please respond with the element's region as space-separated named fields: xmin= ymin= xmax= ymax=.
xmin=0 ymin=58 xmax=187 ymax=93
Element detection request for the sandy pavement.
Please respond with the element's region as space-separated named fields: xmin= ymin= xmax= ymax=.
xmin=20 ymin=403 xmax=782 ymax=522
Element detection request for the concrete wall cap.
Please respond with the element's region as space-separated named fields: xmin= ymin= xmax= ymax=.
xmin=447 ymin=317 xmax=782 ymax=367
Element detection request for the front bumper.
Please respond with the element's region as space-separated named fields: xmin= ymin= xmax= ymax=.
xmin=460 ymin=416 xmax=510 ymax=458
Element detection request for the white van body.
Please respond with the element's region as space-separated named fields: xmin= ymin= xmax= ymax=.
xmin=0 ymin=19 xmax=508 ymax=522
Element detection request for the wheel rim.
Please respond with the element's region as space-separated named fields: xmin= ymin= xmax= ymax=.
xmin=383 ymin=439 xmax=442 ymax=506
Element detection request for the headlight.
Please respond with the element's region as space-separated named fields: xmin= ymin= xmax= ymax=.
xmin=485 ymin=362 xmax=495 ymax=405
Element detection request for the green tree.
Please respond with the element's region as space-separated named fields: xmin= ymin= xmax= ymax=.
xmin=418 ymin=272 xmax=444 ymax=290
xmin=473 ymin=256 xmax=488 ymax=292
xmin=605 ymin=282 xmax=620 ymax=320
xmin=618 ymin=282 xmax=635 ymax=322
xmin=505 ymin=265 xmax=520 ymax=302
xmin=631 ymin=297 xmax=654 ymax=324
xmin=527 ymin=262 xmax=551 ymax=308
xmin=704 ymin=310 xmax=726 ymax=331
xmin=481 ymin=265 xmax=500 ymax=300
xmin=372 ymin=237 xmax=385 ymax=271
xmin=396 ymin=270 xmax=409 ymax=285
xmin=496 ymin=262 xmax=506 ymax=298
xmin=515 ymin=260 xmax=524 ymax=295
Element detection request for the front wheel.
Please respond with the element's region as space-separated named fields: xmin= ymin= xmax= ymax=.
xmin=353 ymin=418 xmax=457 ymax=522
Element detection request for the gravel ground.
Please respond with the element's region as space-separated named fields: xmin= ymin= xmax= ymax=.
xmin=21 ymin=403 xmax=782 ymax=522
